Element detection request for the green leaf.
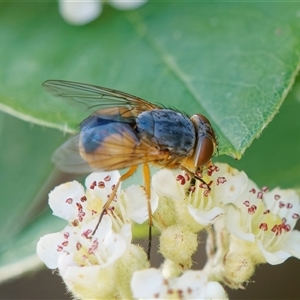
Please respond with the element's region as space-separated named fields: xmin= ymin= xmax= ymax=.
xmin=1 ymin=1 xmax=300 ymax=158
xmin=0 ymin=112 xmax=68 ymax=281
xmin=218 ymin=74 xmax=300 ymax=189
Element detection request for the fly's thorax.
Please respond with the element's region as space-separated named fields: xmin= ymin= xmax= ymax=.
xmin=190 ymin=114 xmax=217 ymax=168
xmin=136 ymin=109 xmax=196 ymax=157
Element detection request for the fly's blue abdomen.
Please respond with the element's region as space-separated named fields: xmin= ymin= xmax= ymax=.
xmin=80 ymin=115 xmax=138 ymax=153
xmin=136 ymin=109 xmax=195 ymax=156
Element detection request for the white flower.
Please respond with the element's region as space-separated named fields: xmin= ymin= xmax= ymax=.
xmin=193 ymin=163 xmax=300 ymax=287
xmin=131 ymin=268 xmax=228 ymax=300
xmin=37 ymin=170 xmax=156 ymax=299
xmin=225 ymin=184 xmax=300 ymax=265
xmin=59 ymin=0 xmax=147 ymax=25
xmin=152 ymin=168 xmax=224 ymax=228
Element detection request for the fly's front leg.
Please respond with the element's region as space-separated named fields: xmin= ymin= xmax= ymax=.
xmin=92 ymin=165 xmax=138 ymax=235
xmin=143 ymin=163 xmax=152 ymax=260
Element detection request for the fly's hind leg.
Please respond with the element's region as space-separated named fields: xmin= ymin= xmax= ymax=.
xmin=92 ymin=165 xmax=138 ymax=235
xmin=143 ymin=163 xmax=152 ymax=260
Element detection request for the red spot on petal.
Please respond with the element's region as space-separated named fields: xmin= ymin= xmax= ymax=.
xmin=88 ymin=239 xmax=99 ymax=254
xmin=184 ymin=173 xmax=191 ymax=181
xmin=76 ymin=203 xmax=83 ymax=212
xmin=207 ymin=164 xmax=219 ymax=176
xmin=195 ymin=170 xmax=203 ymax=178
xmin=204 ymin=189 xmax=211 ymax=197
xmin=81 ymin=229 xmax=92 ymax=239
xmin=257 ymin=191 xmax=263 ymax=199
xmin=259 ymin=223 xmax=268 ymax=231
xmin=216 ymin=176 xmax=227 ymax=185
xmin=62 ymin=241 xmax=68 ymax=247
xmin=167 ymin=289 xmax=173 ymax=295
xmin=271 ymin=224 xmax=280 ymax=235
xmin=271 ymin=223 xmax=288 ymax=235
xmin=66 ymin=198 xmax=73 ymax=204
xmin=90 ymin=181 xmax=97 ymax=189
xmin=108 ymin=206 xmax=115 ymax=213
xmin=57 ymin=245 xmax=63 ymax=252
xmin=248 ymin=205 xmax=257 ymax=214
xmin=78 ymin=211 xmax=86 ymax=222
xmin=189 ymin=186 xmax=196 ymax=193
xmin=243 ymin=200 xmax=250 ymax=207
xmin=98 ymin=181 xmax=105 ymax=189
xmin=176 ymin=174 xmax=186 ymax=185
xmin=104 ymin=175 xmax=111 ymax=182
xmin=76 ymin=242 xmax=82 ymax=250
xmin=81 ymin=196 xmax=87 ymax=202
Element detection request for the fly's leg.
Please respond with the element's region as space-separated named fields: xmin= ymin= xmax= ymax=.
xmin=181 ymin=165 xmax=211 ymax=193
xmin=143 ymin=163 xmax=152 ymax=260
xmin=92 ymin=165 xmax=138 ymax=235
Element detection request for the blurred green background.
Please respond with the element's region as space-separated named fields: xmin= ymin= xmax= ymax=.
xmin=0 ymin=0 xmax=300 ymax=299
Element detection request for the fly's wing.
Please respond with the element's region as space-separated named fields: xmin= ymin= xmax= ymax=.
xmin=52 ymin=135 xmax=94 ymax=174
xmin=52 ymin=124 xmax=168 ymax=174
xmin=44 ymin=80 xmax=165 ymax=173
xmin=43 ymin=80 xmax=161 ymax=116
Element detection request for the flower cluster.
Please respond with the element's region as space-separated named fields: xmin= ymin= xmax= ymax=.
xmin=152 ymin=163 xmax=300 ymax=288
xmin=59 ymin=0 xmax=147 ymax=25
xmin=37 ymin=163 xmax=300 ymax=299
xmin=37 ymin=170 xmax=157 ymax=299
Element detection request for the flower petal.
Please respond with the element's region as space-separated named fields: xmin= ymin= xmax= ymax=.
xmin=57 ymin=252 xmax=77 ymax=277
xmin=187 ymin=204 xmax=223 ymax=226
xmin=211 ymin=164 xmax=250 ymax=205
xmin=280 ymin=230 xmax=300 ymax=259
xmin=257 ymin=240 xmax=291 ymax=265
xmin=37 ymin=231 xmax=66 ymax=269
xmin=85 ymin=171 xmax=121 ymax=201
xmin=225 ymin=205 xmax=255 ymax=242
xmin=172 ymin=271 xmax=227 ymax=299
xmin=131 ymin=268 xmax=166 ymax=299
xmin=109 ymin=0 xmax=147 ymax=10
xmin=152 ymin=169 xmax=185 ymax=201
xmin=204 ymin=281 xmax=229 ymax=299
xmin=59 ymin=0 xmax=102 ymax=25
xmin=90 ymin=216 xmax=128 ymax=267
xmin=48 ymin=181 xmax=85 ymax=221
xmin=124 ymin=185 xmax=159 ymax=224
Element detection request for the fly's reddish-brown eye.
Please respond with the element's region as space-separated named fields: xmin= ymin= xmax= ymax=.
xmin=190 ymin=114 xmax=217 ymax=168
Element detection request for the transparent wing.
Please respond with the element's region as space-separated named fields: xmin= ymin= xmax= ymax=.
xmin=52 ymin=127 xmax=168 ymax=174
xmin=52 ymin=135 xmax=94 ymax=174
xmin=43 ymin=80 xmax=161 ymax=115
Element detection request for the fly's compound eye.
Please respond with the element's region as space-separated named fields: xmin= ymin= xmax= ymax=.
xmin=190 ymin=114 xmax=217 ymax=167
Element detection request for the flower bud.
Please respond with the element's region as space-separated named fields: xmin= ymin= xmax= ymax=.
xmin=159 ymin=225 xmax=198 ymax=269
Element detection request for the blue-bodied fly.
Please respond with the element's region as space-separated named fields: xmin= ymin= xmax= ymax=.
xmin=43 ymin=80 xmax=218 ymax=259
